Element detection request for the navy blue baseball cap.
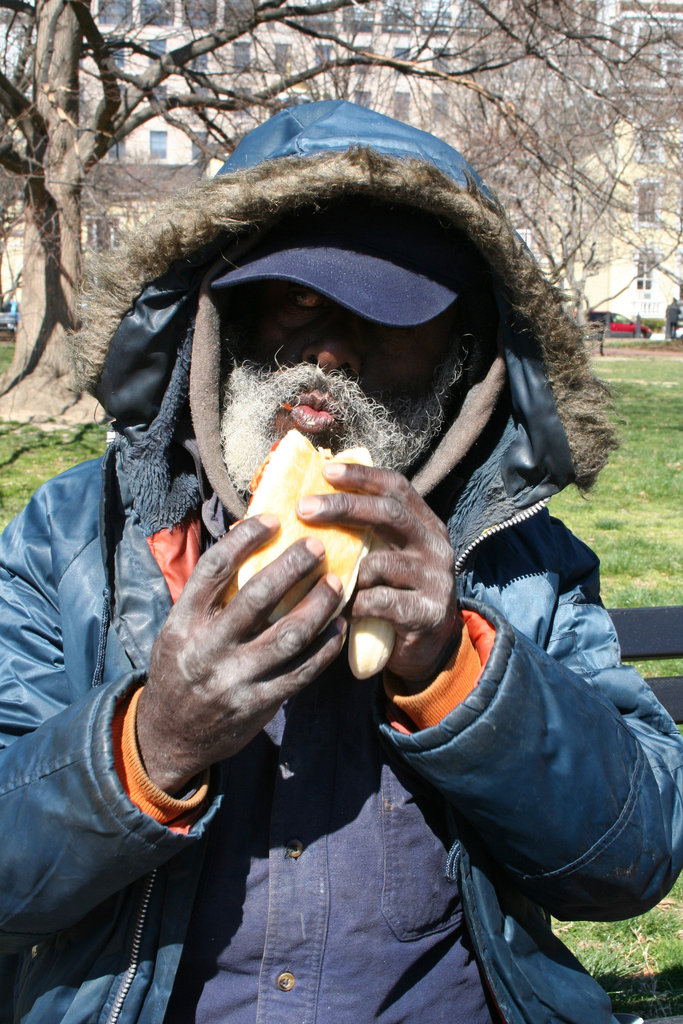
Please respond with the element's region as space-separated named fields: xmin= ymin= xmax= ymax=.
xmin=211 ymin=200 xmax=485 ymax=327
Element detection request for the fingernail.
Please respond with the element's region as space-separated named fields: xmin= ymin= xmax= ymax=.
xmin=324 ymin=463 xmax=344 ymax=480
xmin=326 ymin=572 xmax=343 ymax=595
xmin=305 ymin=537 xmax=325 ymax=558
xmin=298 ymin=496 xmax=321 ymax=515
xmin=258 ymin=513 xmax=280 ymax=529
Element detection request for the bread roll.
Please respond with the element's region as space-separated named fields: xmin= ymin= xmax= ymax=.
xmin=232 ymin=429 xmax=395 ymax=677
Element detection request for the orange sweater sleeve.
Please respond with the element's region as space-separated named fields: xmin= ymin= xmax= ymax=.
xmin=112 ymin=685 xmax=210 ymax=831
xmin=384 ymin=610 xmax=495 ymax=731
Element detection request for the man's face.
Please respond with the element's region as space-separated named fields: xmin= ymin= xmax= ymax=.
xmin=220 ymin=282 xmax=464 ymax=496
xmin=249 ymin=281 xmax=458 ymax=397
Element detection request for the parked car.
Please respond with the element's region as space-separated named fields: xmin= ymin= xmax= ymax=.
xmin=588 ymin=310 xmax=652 ymax=338
xmin=0 ymin=301 xmax=19 ymax=334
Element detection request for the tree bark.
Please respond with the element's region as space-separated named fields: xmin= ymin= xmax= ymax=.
xmin=0 ymin=0 xmax=84 ymax=410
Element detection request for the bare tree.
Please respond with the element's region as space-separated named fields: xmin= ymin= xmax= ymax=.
xmin=0 ymin=168 xmax=23 ymax=308
xmin=0 ymin=0 xmax=432 ymax=416
xmin=0 ymin=0 xmax=681 ymax=416
xmin=423 ymin=0 xmax=683 ymax=317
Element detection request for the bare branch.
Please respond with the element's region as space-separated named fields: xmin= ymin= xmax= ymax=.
xmin=0 ymin=65 xmax=46 ymax=151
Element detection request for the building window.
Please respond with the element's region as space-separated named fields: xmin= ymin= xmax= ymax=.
xmin=302 ymin=11 xmax=335 ymax=31
xmin=191 ymin=52 xmax=208 ymax=73
xmin=394 ymin=91 xmax=410 ymax=121
xmin=455 ymin=0 xmax=483 ymax=29
xmin=636 ymin=249 xmax=657 ymax=292
xmin=354 ymin=89 xmax=371 ymax=107
xmin=314 ymin=43 xmax=332 ymax=65
xmin=150 ymin=130 xmax=168 ymax=159
xmin=106 ymin=139 xmax=126 ymax=160
xmin=637 ymin=131 xmax=662 ymax=164
xmin=421 ymin=0 xmax=451 ymax=32
xmin=232 ymin=41 xmax=251 ymax=70
xmin=148 ymin=38 xmax=167 ymax=58
xmin=182 ymin=0 xmax=217 ymax=29
xmin=636 ymin=180 xmax=659 ymax=228
xmin=382 ymin=4 xmax=409 ymax=32
xmin=86 ymin=216 xmax=119 ymax=252
xmin=274 ymin=43 xmax=292 ymax=74
xmin=432 ymin=90 xmax=449 ymax=123
xmin=141 ymin=0 xmax=173 ymax=26
xmin=97 ymin=0 xmax=132 ymax=24
xmin=342 ymin=5 xmax=374 ymax=32
xmin=191 ymin=131 xmax=208 ymax=161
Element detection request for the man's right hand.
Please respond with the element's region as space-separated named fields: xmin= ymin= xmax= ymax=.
xmin=135 ymin=514 xmax=347 ymax=795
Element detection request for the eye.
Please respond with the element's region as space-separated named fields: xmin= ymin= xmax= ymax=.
xmin=288 ymin=286 xmax=330 ymax=309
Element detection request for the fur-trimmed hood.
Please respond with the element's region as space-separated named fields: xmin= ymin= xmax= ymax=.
xmin=71 ymin=100 xmax=615 ymax=539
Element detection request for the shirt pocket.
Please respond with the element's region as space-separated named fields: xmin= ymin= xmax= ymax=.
xmin=380 ymin=762 xmax=462 ymax=941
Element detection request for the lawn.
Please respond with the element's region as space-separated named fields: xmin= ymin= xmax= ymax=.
xmin=550 ymin=354 xmax=683 ymax=1020
xmin=0 ymin=348 xmax=682 ymax=1019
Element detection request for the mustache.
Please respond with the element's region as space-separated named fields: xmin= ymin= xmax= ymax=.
xmin=245 ymin=362 xmax=380 ymax=419
xmin=220 ymin=332 xmax=466 ymax=497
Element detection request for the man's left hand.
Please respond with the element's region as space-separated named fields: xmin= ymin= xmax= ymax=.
xmin=297 ymin=462 xmax=462 ymax=691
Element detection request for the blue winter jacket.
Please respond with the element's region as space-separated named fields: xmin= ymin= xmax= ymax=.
xmin=1 ymin=101 xmax=682 ymax=1024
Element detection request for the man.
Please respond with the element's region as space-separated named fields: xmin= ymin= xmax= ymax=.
xmin=665 ymin=296 xmax=680 ymax=340
xmin=0 ymin=100 xmax=681 ymax=1024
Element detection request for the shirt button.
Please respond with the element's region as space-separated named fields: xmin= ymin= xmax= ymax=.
xmin=277 ymin=971 xmax=296 ymax=991
xmin=285 ymin=839 xmax=304 ymax=859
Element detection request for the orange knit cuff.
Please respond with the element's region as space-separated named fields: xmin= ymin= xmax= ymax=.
xmin=384 ymin=620 xmax=483 ymax=731
xmin=112 ymin=685 xmax=210 ymax=827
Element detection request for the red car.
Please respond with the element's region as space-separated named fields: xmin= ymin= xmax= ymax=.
xmin=588 ymin=311 xmax=652 ymax=338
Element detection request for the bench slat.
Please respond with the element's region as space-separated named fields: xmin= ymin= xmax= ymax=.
xmin=607 ymin=607 xmax=683 ymax=723
xmin=648 ymin=678 xmax=683 ymax=724
xmin=608 ymin=606 xmax=683 ymax=661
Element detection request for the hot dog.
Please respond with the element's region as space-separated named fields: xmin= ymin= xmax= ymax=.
xmin=231 ymin=428 xmax=396 ymax=679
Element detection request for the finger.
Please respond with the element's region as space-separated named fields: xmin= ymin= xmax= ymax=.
xmin=260 ymin=615 xmax=349 ymax=702
xmin=355 ymin=548 xmax=418 ymax=590
xmin=173 ymin=514 xmax=280 ymax=618
xmin=356 ymin=544 xmax=455 ymax=591
xmin=297 ymin=489 xmax=421 ymax=547
xmin=225 ymin=536 xmax=330 ymax=637
xmin=322 ymin=462 xmax=439 ymax=530
xmin=250 ymin=571 xmax=345 ymax=662
xmin=349 ymin=585 xmax=451 ymax=634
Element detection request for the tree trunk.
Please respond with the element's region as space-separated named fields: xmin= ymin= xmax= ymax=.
xmin=0 ymin=0 xmax=102 ymax=422
xmin=1 ymin=181 xmax=75 ymax=388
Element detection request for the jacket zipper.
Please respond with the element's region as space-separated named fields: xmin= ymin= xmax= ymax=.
xmin=454 ymin=498 xmax=549 ymax=576
xmin=105 ymin=870 xmax=157 ymax=1024
xmin=454 ymin=494 xmax=557 ymax=1024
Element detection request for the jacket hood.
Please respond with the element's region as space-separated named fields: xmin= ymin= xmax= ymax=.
xmin=71 ymin=100 xmax=615 ymax=533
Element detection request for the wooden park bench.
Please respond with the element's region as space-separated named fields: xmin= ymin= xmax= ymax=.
xmin=609 ymin=605 xmax=683 ymax=723
xmin=609 ymin=606 xmax=683 ymax=1024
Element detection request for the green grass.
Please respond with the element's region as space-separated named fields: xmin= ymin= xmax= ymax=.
xmin=550 ymin=357 xmax=681 ymax=610
xmin=549 ymin=356 xmax=683 ymax=1018
xmin=551 ymin=357 xmax=682 ymax=685
xmin=0 ymin=340 xmax=14 ymax=375
xmin=555 ymin=876 xmax=683 ymax=1018
xmin=0 ymin=422 xmax=108 ymax=529
xmin=0 ymin=349 xmax=682 ymax=1017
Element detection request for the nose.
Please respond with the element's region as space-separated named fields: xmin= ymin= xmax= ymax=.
xmin=300 ymin=309 xmax=364 ymax=376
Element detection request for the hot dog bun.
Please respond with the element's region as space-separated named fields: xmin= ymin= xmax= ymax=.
xmin=232 ymin=429 xmax=395 ymax=677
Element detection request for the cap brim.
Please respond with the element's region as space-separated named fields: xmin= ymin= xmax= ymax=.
xmin=211 ymin=246 xmax=459 ymax=327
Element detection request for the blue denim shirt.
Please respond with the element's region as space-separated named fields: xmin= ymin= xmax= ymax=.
xmin=164 ymin=667 xmax=496 ymax=1023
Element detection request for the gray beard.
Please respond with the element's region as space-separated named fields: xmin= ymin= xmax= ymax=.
xmin=220 ymin=347 xmax=464 ymax=498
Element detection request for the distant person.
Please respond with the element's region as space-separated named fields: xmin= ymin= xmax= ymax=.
xmin=665 ymin=296 xmax=680 ymax=339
